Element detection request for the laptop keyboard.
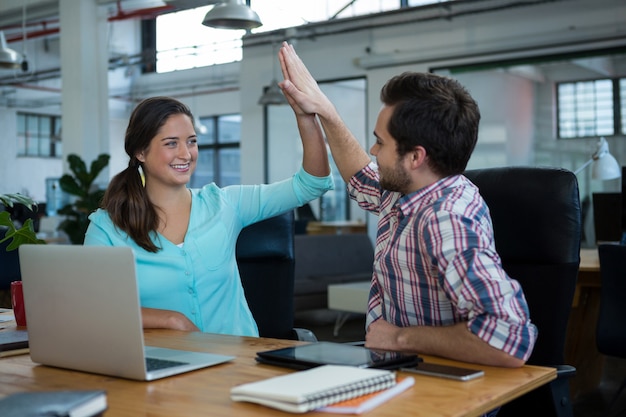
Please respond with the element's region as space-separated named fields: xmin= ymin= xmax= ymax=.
xmin=146 ymin=357 xmax=189 ymax=371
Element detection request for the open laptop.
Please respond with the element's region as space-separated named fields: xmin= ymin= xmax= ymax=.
xmin=18 ymin=244 xmax=234 ymax=381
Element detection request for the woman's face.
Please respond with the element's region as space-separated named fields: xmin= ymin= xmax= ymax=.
xmin=136 ymin=113 xmax=198 ymax=188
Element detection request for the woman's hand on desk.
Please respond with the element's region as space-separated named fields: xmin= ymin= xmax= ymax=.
xmin=141 ymin=307 xmax=200 ymax=332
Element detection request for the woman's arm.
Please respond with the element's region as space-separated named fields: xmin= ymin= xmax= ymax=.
xmin=141 ymin=307 xmax=200 ymax=332
xmin=297 ymin=113 xmax=330 ymax=178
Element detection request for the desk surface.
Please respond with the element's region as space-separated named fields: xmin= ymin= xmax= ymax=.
xmin=0 ymin=325 xmax=555 ymax=417
xmin=579 ymin=248 xmax=600 ymax=273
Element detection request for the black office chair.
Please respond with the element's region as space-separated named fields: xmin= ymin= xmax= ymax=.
xmin=597 ymin=244 xmax=626 ymax=417
xmin=464 ymin=167 xmax=581 ymax=417
xmin=236 ymin=211 xmax=316 ymax=341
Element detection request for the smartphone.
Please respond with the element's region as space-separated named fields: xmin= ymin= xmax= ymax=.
xmin=400 ymin=362 xmax=484 ymax=381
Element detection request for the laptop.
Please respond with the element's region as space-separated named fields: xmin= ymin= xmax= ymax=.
xmin=18 ymin=244 xmax=234 ymax=381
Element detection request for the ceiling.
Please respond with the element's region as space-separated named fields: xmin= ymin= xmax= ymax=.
xmin=0 ymin=0 xmax=625 ymax=109
xmin=0 ymin=1 xmax=188 ymax=30
xmin=0 ymin=0 xmax=212 ymax=108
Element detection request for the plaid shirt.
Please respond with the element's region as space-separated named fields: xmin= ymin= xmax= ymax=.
xmin=349 ymin=163 xmax=537 ymax=361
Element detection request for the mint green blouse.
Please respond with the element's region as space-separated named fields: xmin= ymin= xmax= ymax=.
xmin=84 ymin=167 xmax=333 ymax=336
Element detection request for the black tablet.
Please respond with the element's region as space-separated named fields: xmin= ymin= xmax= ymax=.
xmin=255 ymin=341 xmax=421 ymax=370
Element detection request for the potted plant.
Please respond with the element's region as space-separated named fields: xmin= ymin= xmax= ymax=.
xmin=57 ymin=153 xmax=110 ymax=245
xmin=0 ymin=193 xmax=45 ymax=250
xmin=0 ymin=193 xmax=44 ymax=311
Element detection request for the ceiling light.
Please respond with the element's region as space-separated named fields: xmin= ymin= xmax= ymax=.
xmin=202 ymin=0 xmax=262 ymax=30
xmin=258 ymin=42 xmax=287 ymax=106
xmin=0 ymin=31 xmax=20 ymax=69
xmin=258 ymin=79 xmax=287 ymax=106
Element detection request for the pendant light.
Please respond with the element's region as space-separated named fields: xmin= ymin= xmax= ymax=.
xmin=258 ymin=42 xmax=287 ymax=106
xmin=202 ymin=0 xmax=262 ymax=30
xmin=0 ymin=31 xmax=20 ymax=69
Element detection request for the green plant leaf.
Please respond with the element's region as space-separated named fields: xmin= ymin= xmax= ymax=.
xmin=0 ymin=211 xmax=17 ymax=233
xmin=90 ymin=154 xmax=110 ymax=180
xmin=59 ymin=174 xmax=84 ymax=198
xmin=0 ymin=214 xmax=45 ymax=250
xmin=0 ymin=193 xmax=37 ymax=211
xmin=55 ymin=153 xmax=110 ymax=244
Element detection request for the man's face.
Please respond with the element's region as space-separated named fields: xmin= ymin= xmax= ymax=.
xmin=370 ymin=105 xmax=412 ymax=193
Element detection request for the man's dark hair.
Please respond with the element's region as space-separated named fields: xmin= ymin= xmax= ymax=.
xmin=380 ymin=72 xmax=480 ymax=177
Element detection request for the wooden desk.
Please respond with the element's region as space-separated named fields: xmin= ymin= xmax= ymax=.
xmin=0 ymin=325 xmax=555 ymax=417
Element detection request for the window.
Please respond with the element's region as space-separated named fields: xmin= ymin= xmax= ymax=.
xmin=155 ymin=1 xmax=453 ymax=73
xmin=156 ymin=7 xmax=245 ymax=73
xmin=190 ymin=114 xmax=241 ymax=188
xmin=16 ymin=112 xmax=62 ymax=157
xmin=266 ymin=78 xmax=367 ymax=223
xmin=557 ymin=79 xmax=618 ymax=139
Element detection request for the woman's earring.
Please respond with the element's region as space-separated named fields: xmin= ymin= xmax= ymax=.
xmin=138 ymin=165 xmax=145 ymax=186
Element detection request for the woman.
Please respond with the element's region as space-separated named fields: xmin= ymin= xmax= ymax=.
xmin=84 ymin=96 xmax=332 ymax=336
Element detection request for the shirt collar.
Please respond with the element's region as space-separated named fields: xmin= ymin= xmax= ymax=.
xmin=396 ymin=174 xmax=464 ymax=217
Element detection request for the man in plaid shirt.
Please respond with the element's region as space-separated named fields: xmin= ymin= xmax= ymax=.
xmin=279 ymin=42 xmax=536 ymax=369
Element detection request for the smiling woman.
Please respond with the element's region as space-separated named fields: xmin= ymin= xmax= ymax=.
xmin=82 ymin=95 xmax=333 ymax=338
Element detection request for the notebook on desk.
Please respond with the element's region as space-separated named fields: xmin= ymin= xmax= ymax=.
xmin=18 ymin=244 xmax=234 ymax=381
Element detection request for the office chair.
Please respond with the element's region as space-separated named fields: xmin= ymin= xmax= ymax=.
xmin=236 ymin=211 xmax=317 ymax=341
xmin=597 ymin=244 xmax=626 ymax=417
xmin=464 ymin=167 xmax=581 ymax=417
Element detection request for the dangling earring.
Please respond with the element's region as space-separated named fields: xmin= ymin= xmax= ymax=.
xmin=138 ymin=164 xmax=145 ymax=187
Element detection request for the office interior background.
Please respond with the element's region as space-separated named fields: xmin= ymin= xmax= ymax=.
xmin=0 ymin=0 xmax=625 ymax=247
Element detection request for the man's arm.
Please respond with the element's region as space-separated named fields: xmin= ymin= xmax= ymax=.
xmin=365 ymin=319 xmax=525 ymax=368
xmin=279 ymin=42 xmax=371 ymax=183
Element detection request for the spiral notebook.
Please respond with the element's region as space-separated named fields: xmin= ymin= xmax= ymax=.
xmin=230 ymin=365 xmax=396 ymax=413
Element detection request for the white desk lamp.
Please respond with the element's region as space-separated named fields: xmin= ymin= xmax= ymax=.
xmin=574 ymin=137 xmax=621 ymax=180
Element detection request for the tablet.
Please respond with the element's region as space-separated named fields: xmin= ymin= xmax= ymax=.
xmin=255 ymin=341 xmax=421 ymax=370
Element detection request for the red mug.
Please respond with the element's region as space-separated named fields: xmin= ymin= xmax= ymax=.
xmin=10 ymin=281 xmax=27 ymax=327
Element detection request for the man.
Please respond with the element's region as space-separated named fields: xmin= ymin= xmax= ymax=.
xmin=278 ymin=42 xmax=536 ymax=368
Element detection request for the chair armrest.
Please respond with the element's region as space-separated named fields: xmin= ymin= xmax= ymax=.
xmin=293 ymin=328 xmax=318 ymax=342
xmin=554 ymin=364 xmax=576 ymax=379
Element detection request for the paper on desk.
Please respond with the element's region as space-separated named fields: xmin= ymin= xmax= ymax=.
xmin=317 ymin=376 xmax=415 ymax=414
xmin=0 ymin=311 xmax=15 ymax=323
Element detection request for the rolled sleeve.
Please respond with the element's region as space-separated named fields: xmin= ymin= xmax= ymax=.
xmin=292 ymin=166 xmax=334 ymax=203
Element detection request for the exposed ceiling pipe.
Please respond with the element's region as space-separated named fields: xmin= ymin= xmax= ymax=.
xmin=12 ymin=83 xmax=61 ymax=93
xmin=108 ymin=0 xmax=173 ymax=22
xmin=2 ymin=2 xmax=175 ymax=43
xmin=7 ymin=25 xmax=58 ymax=43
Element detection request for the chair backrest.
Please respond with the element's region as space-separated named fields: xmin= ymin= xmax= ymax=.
xmin=597 ymin=244 xmax=626 ymax=358
xmin=464 ymin=167 xmax=581 ymax=417
xmin=464 ymin=166 xmax=581 ymax=367
xmin=235 ymin=211 xmax=296 ymax=340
